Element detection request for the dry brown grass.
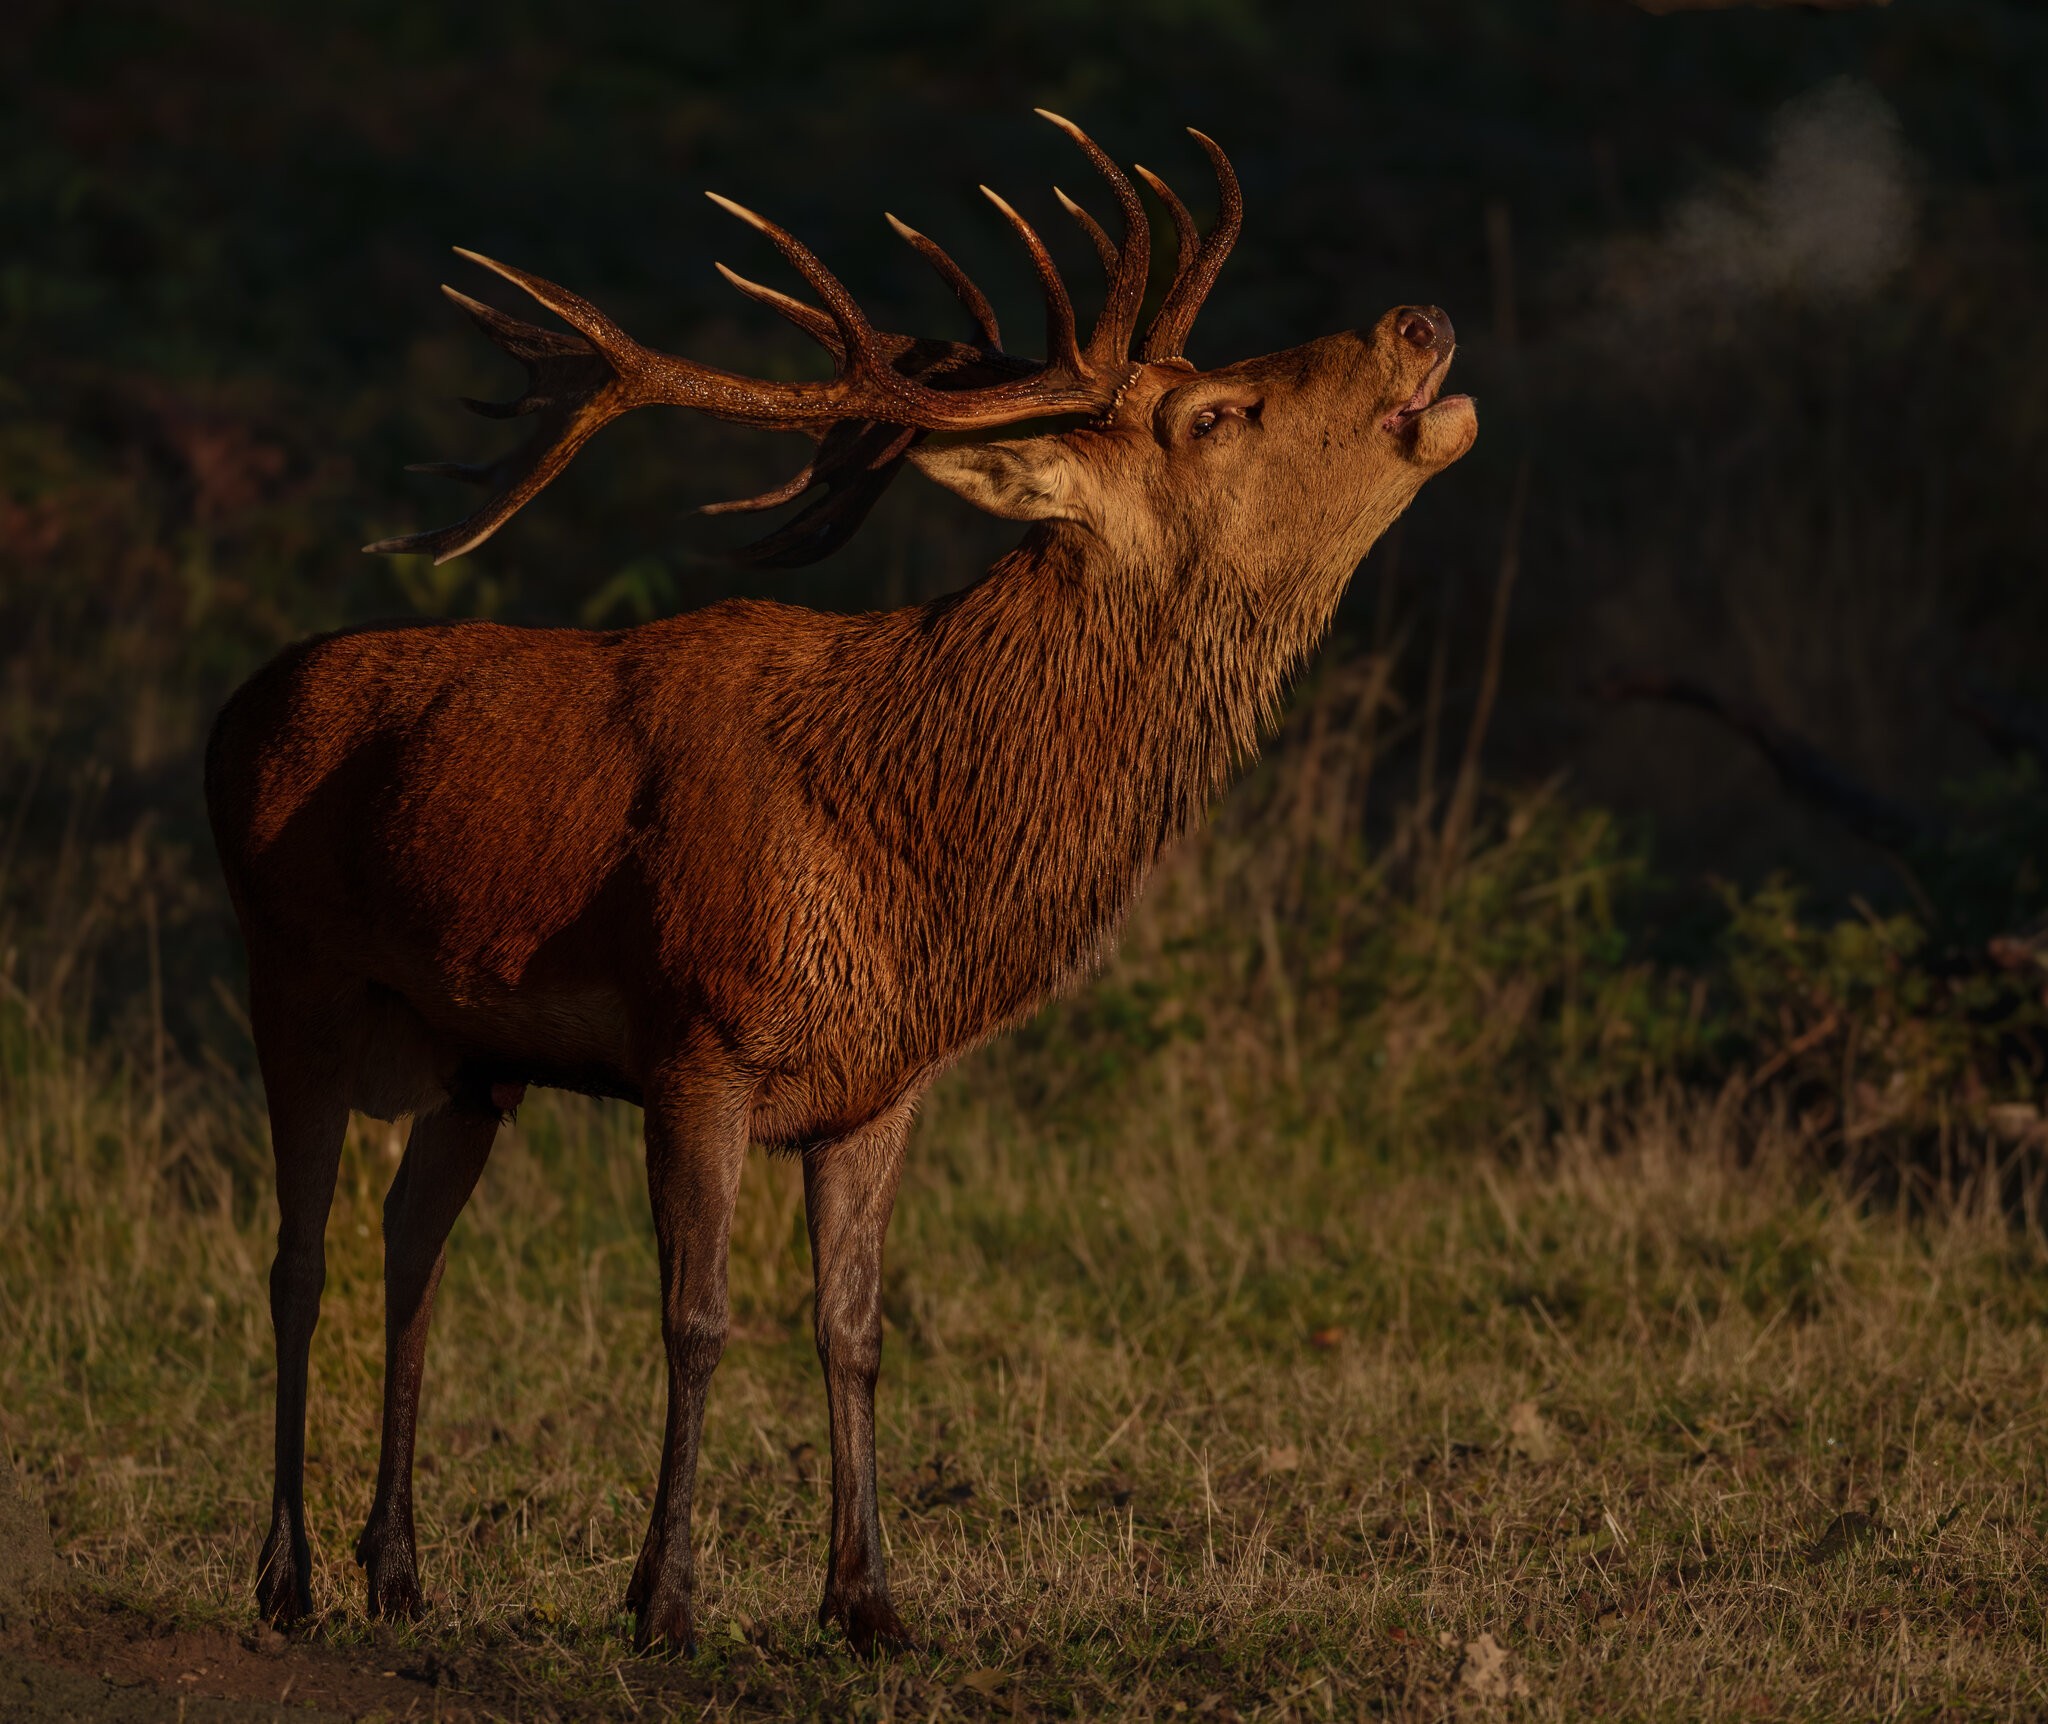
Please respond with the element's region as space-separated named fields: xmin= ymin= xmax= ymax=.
xmin=6 ymin=976 xmax=2048 ymax=1719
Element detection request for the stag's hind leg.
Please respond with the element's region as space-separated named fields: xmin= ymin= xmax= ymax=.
xmin=249 ymin=977 xmax=354 ymax=1628
xmin=355 ymin=1098 xmax=499 ymax=1618
xmin=804 ymin=1103 xmax=915 ymax=1654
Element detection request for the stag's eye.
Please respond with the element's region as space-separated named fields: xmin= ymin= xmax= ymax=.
xmin=1166 ymin=397 xmax=1257 ymax=448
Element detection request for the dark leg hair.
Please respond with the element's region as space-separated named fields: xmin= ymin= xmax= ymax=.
xmin=805 ymin=1103 xmax=915 ymax=1654
xmin=624 ymin=1036 xmax=751 ymax=1654
xmin=355 ymin=1099 xmax=499 ymax=1617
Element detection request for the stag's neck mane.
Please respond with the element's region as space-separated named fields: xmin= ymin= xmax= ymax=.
xmin=770 ymin=527 xmax=1345 ymax=1032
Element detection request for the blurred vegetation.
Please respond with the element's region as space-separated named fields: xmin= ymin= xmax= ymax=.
xmin=996 ymin=647 xmax=2048 ymax=1175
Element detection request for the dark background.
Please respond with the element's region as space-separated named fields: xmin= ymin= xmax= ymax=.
xmin=4 ymin=0 xmax=2045 ymax=1053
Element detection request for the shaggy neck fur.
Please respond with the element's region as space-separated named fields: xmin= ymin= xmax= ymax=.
xmin=770 ymin=525 xmax=1353 ymax=1052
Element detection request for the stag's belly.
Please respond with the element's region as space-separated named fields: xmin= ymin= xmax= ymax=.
xmin=358 ymin=978 xmax=938 ymax=1148
xmin=340 ymin=973 xmax=640 ymax=1121
xmin=435 ymin=987 xmax=640 ymax=1102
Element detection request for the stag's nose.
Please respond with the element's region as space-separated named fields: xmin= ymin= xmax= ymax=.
xmin=1396 ymin=306 xmax=1454 ymax=354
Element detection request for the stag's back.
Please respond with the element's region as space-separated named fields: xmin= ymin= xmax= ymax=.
xmin=208 ymin=609 xmax=812 ymax=994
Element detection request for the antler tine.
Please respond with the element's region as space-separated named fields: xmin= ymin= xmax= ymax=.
xmin=979 ymin=186 xmax=1086 ymax=376
xmin=1054 ymin=189 xmax=1118 ymax=278
xmin=713 ymin=262 xmax=844 ymax=360
xmin=884 ymin=213 xmax=1002 ymax=351
xmin=363 ymin=368 xmax=626 ymax=563
xmin=697 ymin=456 xmax=829 ymax=517
xmin=733 ymin=465 xmax=904 ymax=567
xmin=726 ymin=424 xmax=922 ymax=567
xmin=1036 ymin=110 xmax=1150 ymax=368
xmin=437 ymin=286 xmax=593 ymax=421
xmin=364 ymin=270 xmax=644 ymax=562
xmin=442 ymin=286 xmax=592 ymax=369
xmin=705 ymin=192 xmax=882 ymax=363
xmin=1140 ymin=128 xmax=1243 ymax=363
xmin=700 ymin=421 xmax=928 ymax=524
xmin=1133 ymin=166 xmax=1199 ymax=278
xmin=450 ymin=248 xmax=638 ymax=353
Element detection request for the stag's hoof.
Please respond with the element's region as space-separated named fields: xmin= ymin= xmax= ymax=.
xmin=625 ymin=1519 xmax=699 ymax=1653
xmin=631 ymin=1584 xmax=697 ymax=1657
xmin=624 ymin=1544 xmax=655 ymax=1618
xmin=354 ymin=1523 xmax=425 ymax=1620
xmin=254 ymin=1524 xmax=313 ymax=1628
xmin=821 ymin=1590 xmax=918 ymax=1658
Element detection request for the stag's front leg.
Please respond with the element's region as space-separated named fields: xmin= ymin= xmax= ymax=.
xmin=803 ymin=1105 xmax=914 ymax=1654
xmin=626 ymin=1041 xmax=750 ymax=1654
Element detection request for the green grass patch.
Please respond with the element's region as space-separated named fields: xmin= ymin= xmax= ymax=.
xmin=6 ymin=989 xmax=2048 ymax=1719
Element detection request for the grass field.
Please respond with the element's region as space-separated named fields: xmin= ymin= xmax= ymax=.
xmin=6 ymin=965 xmax=2048 ymax=1720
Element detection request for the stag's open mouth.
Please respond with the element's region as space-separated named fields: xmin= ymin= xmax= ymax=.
xmin=1380 ymin=352 xmax=1466 ymax=438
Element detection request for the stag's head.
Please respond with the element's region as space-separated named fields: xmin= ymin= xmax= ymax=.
xmin=370 ymin=114 xmax=1475 ymax=601
xmin=914 ymin=310 xmax=1474 ymax=602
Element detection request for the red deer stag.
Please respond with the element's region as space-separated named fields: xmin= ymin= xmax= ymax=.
xmin=206 ymin=113 xmax=1475 ymax=1654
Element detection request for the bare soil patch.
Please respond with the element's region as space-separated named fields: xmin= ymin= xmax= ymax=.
xmin=2 ymin=1593 xmax=480 ymax=1723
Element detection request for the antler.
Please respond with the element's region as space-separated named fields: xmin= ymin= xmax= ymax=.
xmin=1137 ymin=128 xmax=1242 ymax=363
xmin=369 ymin=117 xmax=1242 ymax=566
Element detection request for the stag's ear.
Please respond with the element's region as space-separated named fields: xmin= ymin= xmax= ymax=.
xmin=908 ymin=435 xmax=1091 ymax=524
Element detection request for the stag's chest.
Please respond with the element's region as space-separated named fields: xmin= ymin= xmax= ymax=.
xmin=737 ymin=820 xmax=1133 ymax=1073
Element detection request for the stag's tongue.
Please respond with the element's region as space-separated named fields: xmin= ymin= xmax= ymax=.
xmin=1381 ymin=378 xmax=1438 ymax=431
xmin=1383 ymin=350 xmax=1461 ymax=432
